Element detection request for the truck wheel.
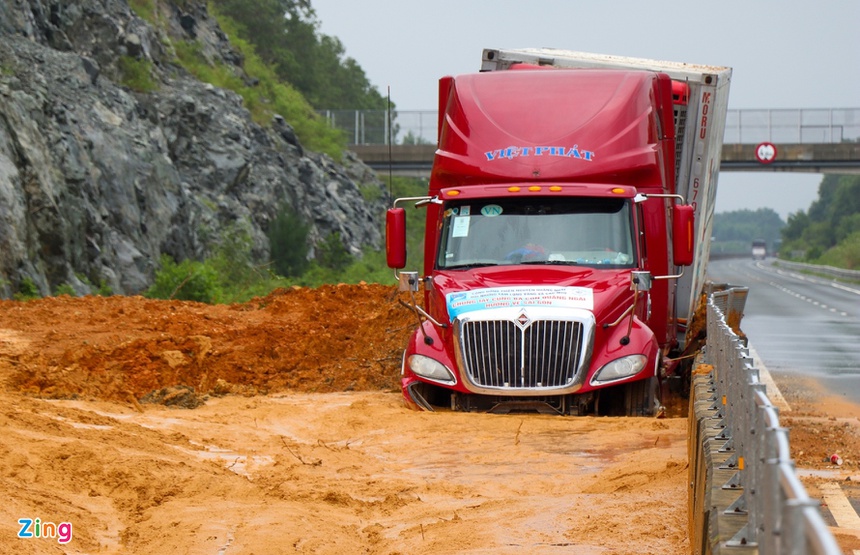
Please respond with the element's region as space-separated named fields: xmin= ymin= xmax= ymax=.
xmin=597 ymin=376 xmax=658 ymax=416
xmin=623 ymin=376 xmax=658 ymax=416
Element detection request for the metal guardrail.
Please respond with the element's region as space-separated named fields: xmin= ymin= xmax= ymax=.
xmin=319 ymin=108 xmax=860 ymax=147
xmin=774 ymin=259 xmax=860 ymax=282
xmin=704 ymin=287 xmax=843 ymax=554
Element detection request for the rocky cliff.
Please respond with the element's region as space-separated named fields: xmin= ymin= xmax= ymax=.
xmin=0 ymin=0 xmax=388 ymax=297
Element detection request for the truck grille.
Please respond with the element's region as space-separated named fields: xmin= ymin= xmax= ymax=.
xmin=459 ymin=319 xmax=586 ymax=389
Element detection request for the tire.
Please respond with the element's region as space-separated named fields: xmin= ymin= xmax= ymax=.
xmin=622 ymin=376 xmax=659 ymax=416
xmin=597 ymin=376 xmax=658 ymax=417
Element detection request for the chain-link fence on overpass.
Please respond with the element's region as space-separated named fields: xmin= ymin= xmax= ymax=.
xmin=319 ymin=108 xmax=860 ymax=147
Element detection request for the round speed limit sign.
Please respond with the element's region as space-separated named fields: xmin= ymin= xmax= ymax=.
xmin=755 ymin=142 xmax=778 ymax=164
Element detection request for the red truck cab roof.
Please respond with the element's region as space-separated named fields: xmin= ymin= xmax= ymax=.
xmin=431 ymin=68 xmax=676 ymax=195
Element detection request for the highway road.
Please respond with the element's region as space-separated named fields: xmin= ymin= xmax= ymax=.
xmin=706 ymin=258 xmax=860 ymax=405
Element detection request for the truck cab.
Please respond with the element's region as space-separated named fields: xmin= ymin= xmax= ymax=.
xmin=387 ymin=49 xmax=730 ymax=415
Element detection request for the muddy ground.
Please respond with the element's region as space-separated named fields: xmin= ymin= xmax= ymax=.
xmin=0 ymin=285 xmax=857 ymax=554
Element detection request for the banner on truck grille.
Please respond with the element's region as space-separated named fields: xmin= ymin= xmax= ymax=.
xmin=446 ymin=286 xmax=593 ymax=319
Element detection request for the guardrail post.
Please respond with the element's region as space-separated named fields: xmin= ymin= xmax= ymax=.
xmin=724 ymin=340 xmax=761 ymax=548
xmin=783 ymin=496 xmax=820 ymax=555
xmin=762 ymin=426 xmax=789 ymax=553
xmin=726 ymin=380 xmax=764 ymax=548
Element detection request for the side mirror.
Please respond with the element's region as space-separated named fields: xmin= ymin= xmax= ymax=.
xmin=386 ymin=208 xmax=407 ymax=269
xmin=672 ymin=204 xmax=695 ymax=266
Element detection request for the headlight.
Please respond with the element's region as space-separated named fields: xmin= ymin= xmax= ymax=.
xmin=407 ymin=355 xmax=456 ymax=385
xmin=591 ymin=354 xmax=648 ymax=385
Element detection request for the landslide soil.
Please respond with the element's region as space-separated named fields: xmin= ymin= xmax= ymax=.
xmin=0 ymin=284 xmax=857 ymax=554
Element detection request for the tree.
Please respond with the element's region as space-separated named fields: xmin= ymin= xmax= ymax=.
xmin=315 ymin=232 xmax=352 ymax=271
xmin=209 ymin=0 xmax=388 ymax=111
xmin=269 ymin=204 xmax=311 ymax=277
xmin=711 ymin=208 xmax=785 ymax=253
xmin=145 ymin=255 xmax=223 ymax=303
xmin=781 ymin=211 xmax=809 ymax=242
xmin=778 ymin=174 xmax=860 ymax=265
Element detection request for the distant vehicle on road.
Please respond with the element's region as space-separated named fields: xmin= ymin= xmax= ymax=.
xmin=752 ymin=239 xmax=767 ymax=260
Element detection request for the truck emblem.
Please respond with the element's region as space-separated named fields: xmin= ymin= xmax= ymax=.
xmin=515 ymin=311 xmax=531 ymax=329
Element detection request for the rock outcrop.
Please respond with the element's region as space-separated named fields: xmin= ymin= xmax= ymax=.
xmin=0 ymin=0 xmax=388 ymax=297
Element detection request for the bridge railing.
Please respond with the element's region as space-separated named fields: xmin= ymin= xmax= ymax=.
xmin=318 ymin=108 xmax=860 ymax=147
xmin=724 ymin=108 xmax=860 ymax=145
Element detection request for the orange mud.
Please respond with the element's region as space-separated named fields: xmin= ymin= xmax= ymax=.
xmin=0 ymin=285 xmax=855 ymax=554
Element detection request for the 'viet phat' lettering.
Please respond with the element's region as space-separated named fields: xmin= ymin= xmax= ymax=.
xmin=485 ymin=145 xmax=595 ymax=162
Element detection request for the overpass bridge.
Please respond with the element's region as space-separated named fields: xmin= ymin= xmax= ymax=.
xmin=321 ymin=108 xmax=860 ymax=176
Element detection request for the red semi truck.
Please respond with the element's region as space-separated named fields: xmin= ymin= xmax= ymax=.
xmin=387 ymin=48 xmax=731 ymax=415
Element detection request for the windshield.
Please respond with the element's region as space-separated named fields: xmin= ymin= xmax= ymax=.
xmin=437 ymin=197 xmax=635 ymax=269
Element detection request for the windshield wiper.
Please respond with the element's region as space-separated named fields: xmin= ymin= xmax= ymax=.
xmin=520 ymin=260 xmax=581 ymax=266
xmin=443 ymin=262 xmax=500 ymax=270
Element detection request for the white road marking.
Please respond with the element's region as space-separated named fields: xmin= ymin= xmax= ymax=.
xmin=831 ymin=281 xmax=860 ymax=296
xmin=820 ymin=482 xmax=860 ymax=530
xmin=748 ymin=344 xmax=791 ymax=412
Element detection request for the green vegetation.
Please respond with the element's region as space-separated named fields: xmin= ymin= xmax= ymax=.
xmin=11 ymin=2 xmax=431 ymax=303
xmin=359 ymin=183 xmax=384 ymax=203
xmin=276 ymin=176 xmax=427 ymax=289
xmin=13 ymin=277 xmax=41 ymax=301
xmin=268 ymin=204 xmax=311 ymax=278
xmin=54 ymin=283 xmax=77 ymax=297
xmin=126 ymin=0 xmax=418 ymax=288
xmin=314 ymin=232 xmax=352 ymax=272
xmin=401 ymin=131 xmax=434 ymax=145
xmin=130 ymin=0 xmax=193 ymax=26
xmin=145 ymin=222 xmax=290 ymax=303
xmin=171 ymin=22 xmax=345 ymax=158
xmin=128 ymin=0 xmax=159 ymax=24
xmin=89 ymin=277 xmax=114 ymax=297
xmin=126 ymin=0 xmax=387 ymax=158
xmin=208 ymin=0 xmax=388 ymax=111
xmin=711 ymin=208 xmax=784 ymax=256
xmin=208 ymin=0 xmax=395 ymax=145
xmin=779 ymin=174 xmax=860 ymax=268
xmin=711 ymin=175 xmax=860 ymax=270
xmin=816 ymin=231 xmax=860 ymax=269
xmin=136 ymin=175 xmax=425 ymax=303
xmin=118 ymin=56 xmax=158 ymax=92
xmin=145 ymin=254 xmax=224 ymax=303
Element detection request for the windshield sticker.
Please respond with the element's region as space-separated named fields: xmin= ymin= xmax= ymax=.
xmin=446 ymin=286 xmax=594 ymax=319
xmin=480 ymin=204 xmax=503 ymax=217
xmin=451 ymin=216 xmax=470 ymax=237
xmin=484 ymin=145 xmax=595 ymax=162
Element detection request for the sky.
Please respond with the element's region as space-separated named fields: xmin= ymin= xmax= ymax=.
xmin=310 ymin=0 xmax=860 ymax=221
